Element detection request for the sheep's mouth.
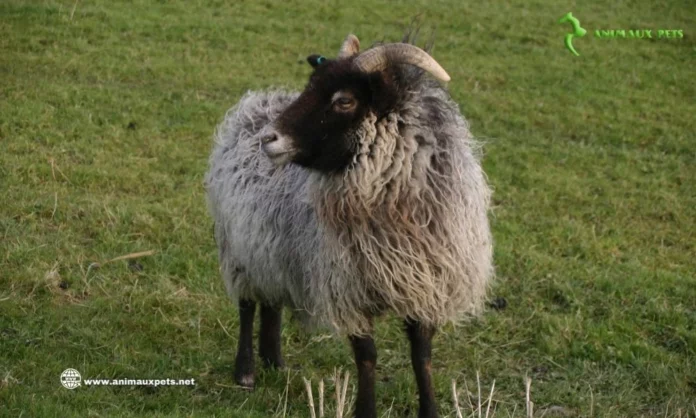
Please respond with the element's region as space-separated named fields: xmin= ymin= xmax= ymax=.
xmin=264 ymin=149 xmax=296 ymax=166
xmin=262 ymin=143 xmax=297 ymax=166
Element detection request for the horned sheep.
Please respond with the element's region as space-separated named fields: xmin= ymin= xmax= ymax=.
xmin=204 ymin=33 xmax=494 ymax=418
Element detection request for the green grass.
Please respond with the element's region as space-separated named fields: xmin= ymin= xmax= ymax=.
xmin=1 ymin=0 xmax=694 ymax=416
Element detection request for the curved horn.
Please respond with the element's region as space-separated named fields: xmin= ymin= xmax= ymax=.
xmin=337 ymin=34 xmax=360 ymax=58
xmin=353 ymin=43 xmax=450 ymax=82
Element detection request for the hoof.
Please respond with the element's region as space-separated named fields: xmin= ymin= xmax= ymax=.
xmin=235 ymin=373 xmax=255 ymax=390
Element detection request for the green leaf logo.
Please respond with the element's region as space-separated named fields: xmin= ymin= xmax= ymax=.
xmin=559 ymin=12 xmax=587 ymax=56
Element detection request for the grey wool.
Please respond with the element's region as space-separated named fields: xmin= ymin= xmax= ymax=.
xmin=205 ymin=49 xmax=493 ymax=336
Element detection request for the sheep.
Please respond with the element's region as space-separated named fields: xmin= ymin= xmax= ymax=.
xmin=204 ymin=33 xmax=493 ymax=418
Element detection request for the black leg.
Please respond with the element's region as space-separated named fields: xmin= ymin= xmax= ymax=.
xmin=405 ymin=319 xmax=438 ymax=418
xmin=350 ymin=329 xmax=377 ymax=418
xmin=234 ymin=298 xmax=256 ymax=389
xmin=259 ymin=304 xmax=284 ymax=369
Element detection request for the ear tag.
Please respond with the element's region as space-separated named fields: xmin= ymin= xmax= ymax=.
xmin=307 ymin=54 xmax=327 ymax=67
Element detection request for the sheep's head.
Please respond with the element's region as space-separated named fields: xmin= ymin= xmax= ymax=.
xmin=261 ymin=34 xmax=450 ymax=173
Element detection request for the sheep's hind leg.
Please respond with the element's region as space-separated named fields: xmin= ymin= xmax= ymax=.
xmin=349 ymin=327 xmax=377 ymax=418
xmin=259 ymin=304 xmax=284 ymax=369
xmin=234 ymin=299 xmax=256 ymax=389
xmin=405 ymin=319 xmax=438 ymax=418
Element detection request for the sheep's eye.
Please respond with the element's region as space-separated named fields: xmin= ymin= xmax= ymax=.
xmin=333 ymin=97 xmax=355 ymax=111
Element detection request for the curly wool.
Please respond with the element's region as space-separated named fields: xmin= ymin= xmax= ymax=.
xmin=205 ymin=82 xmax=493 ymax=336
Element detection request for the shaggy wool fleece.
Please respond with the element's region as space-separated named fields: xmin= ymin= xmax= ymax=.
xmin=205 ymin=80 xmax=493 ymax=336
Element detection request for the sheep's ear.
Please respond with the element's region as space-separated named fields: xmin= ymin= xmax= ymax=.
xmin=307 ymin=54 xmax=327 ymax=68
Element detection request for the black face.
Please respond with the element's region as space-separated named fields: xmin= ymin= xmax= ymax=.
xmin=273 ymin=56 xmax=398 ymax=173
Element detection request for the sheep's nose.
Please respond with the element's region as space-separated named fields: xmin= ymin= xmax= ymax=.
xmin=261 ymin=132 xmax=278 ymax=144
xmin=260 ymin=130 xmax=295 ymax=165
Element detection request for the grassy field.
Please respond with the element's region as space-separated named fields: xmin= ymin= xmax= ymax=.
xmin=1 ymin=0 xmax=694 ymax=416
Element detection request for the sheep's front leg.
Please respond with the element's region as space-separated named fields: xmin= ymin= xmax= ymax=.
xmin=405 ymin=319 xmax=438 ymax=418
xmin=234 ymin=299 xmax=256 ymax=389
xmin=259 ymin=304 xmax=284 ymax=369
xmin=349 ymin=330 xmax=377 ymax=418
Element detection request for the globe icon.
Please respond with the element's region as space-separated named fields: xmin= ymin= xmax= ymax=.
xmin=60 ymin=368 xmax=81 ymax=389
